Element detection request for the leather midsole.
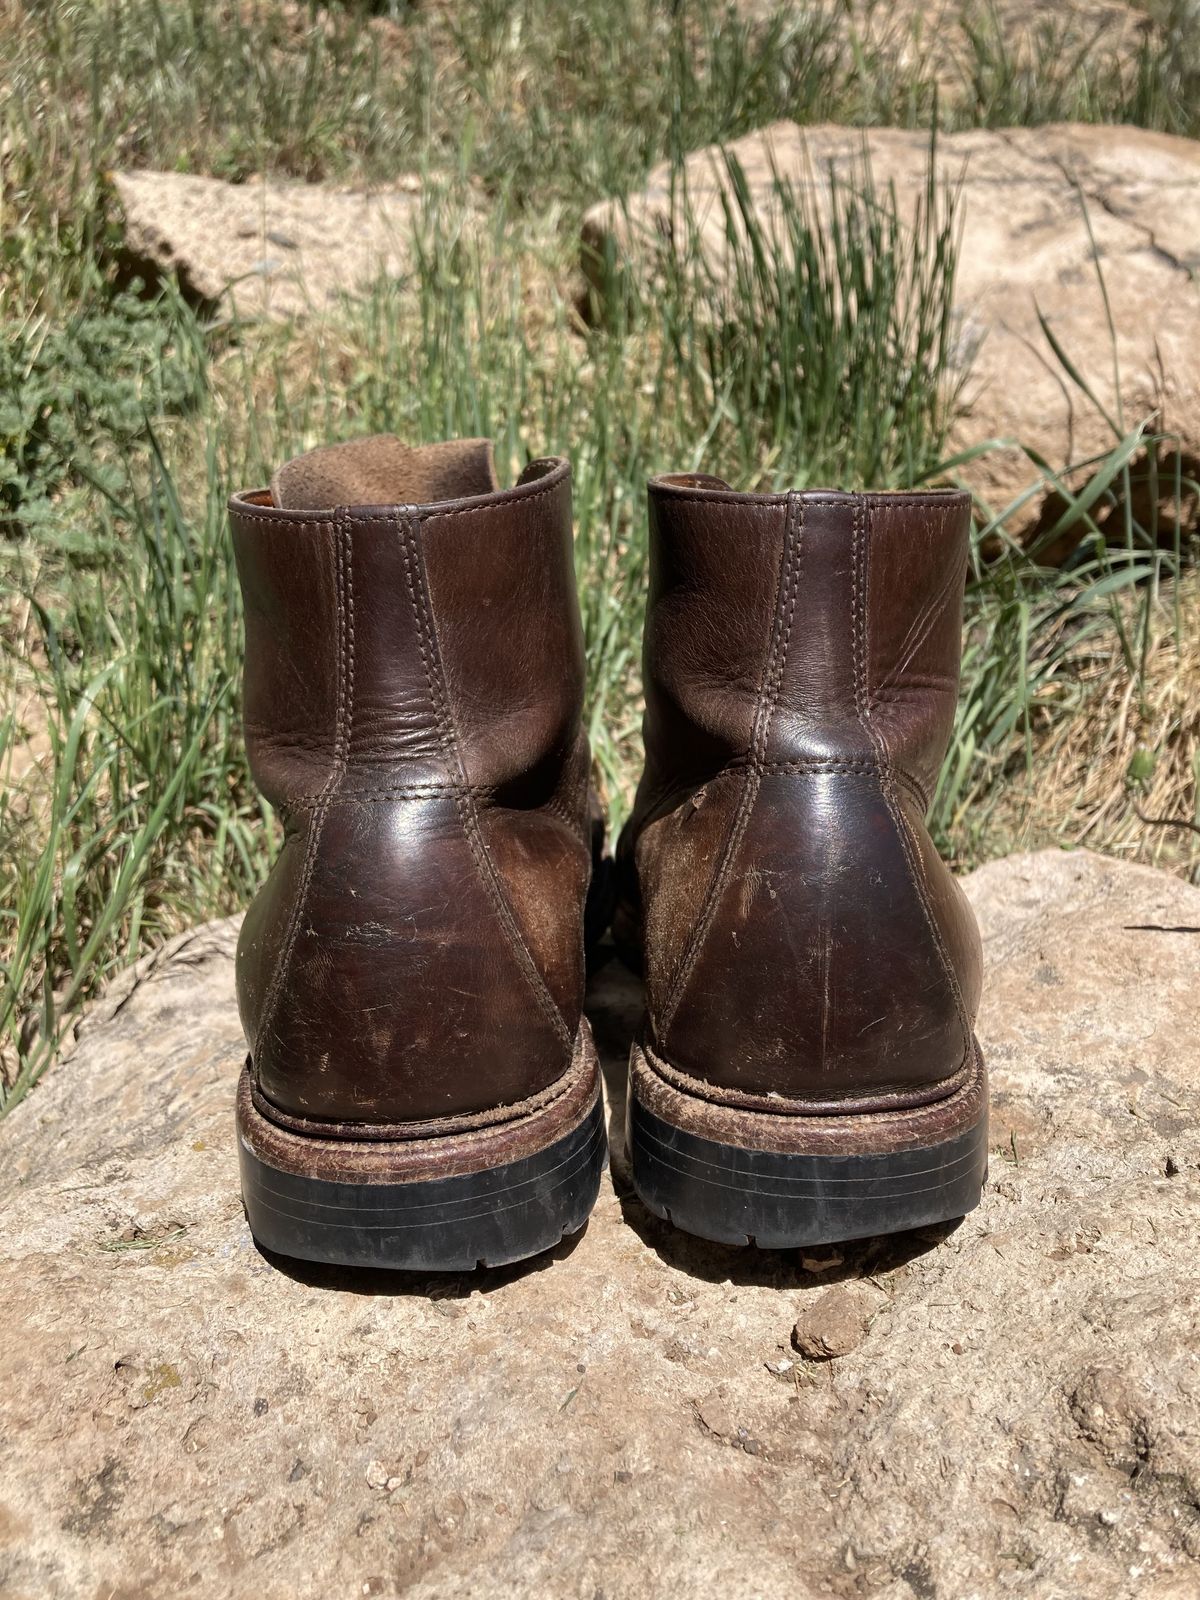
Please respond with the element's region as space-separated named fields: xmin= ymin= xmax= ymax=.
xmin=238 ymin=1021 xmax=601 ymax=1185
xmin=629 ymin=1037 xmax=987 ymax=1158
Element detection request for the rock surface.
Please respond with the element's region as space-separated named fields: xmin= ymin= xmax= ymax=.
xmin=111 ymin=170 xmax=426 ymax=319
xmin=2 ymin=849 xmax=1199 ymax=1597
xmin=582 ymin=122 xmax=1200 ymax=546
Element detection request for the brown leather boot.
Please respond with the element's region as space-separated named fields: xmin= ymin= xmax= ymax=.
xmin=616 ymin=475 xmax=987 ymax=1248
xmin=230 ymin=437 xmax=605 ymax=1270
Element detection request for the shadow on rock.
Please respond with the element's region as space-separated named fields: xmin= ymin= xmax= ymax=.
xmin=253 ymin=1218 xmax=591 ymax=1298
xmin=584 ymin=939 xmax=964 ymax=1290
xmin=617 ymin=1201 xmax=964 ymax=1290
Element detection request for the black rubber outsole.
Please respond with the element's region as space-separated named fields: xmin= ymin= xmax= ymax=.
xmin=240 ymin=1096 xmax=607 ymax=1272
xmin=628 ymin=1096 xmax=988 ymax=1249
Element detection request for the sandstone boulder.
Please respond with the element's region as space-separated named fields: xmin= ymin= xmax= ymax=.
xmin=1 ymin=850 xmax=1198 ymax=1596
xmin=111 ymin=169 xmax=426 ymax=319
xmin=582 ymin=122 xmax=1200 ymax=546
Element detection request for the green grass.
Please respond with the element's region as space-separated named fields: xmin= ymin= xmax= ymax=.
xmin=1 ymin=0 xmax=1198 ymax=1112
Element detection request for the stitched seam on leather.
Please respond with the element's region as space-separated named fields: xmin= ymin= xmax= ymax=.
xmin=288 ymin=782 xmax=495 ymax=806
xmin=863 ymin=494 xmax=971 ymax=509
xmin=229 ymin=468 xmax=565 ymax=530
xmin=855 ymin=499 xmax=971 ymax=1060
xmin=416 ymin=472 xmax=562 ymax=528
xmin=646 ymin=490 xmax=967 ymax=511
xmin=253 ymin=515 xmax=354 ymax=1064
xmin=893 ymin=768 xmax=929 ymax=814
xmin=232 ymin=505 xmax=333 ymax=527
xmin=749 ymin=757 xmax=929 ymax=812
xmin=397 ymin=509 xmax=572 ymax=1051
xmin=658 ymin=493 xmax=803 ymax=1040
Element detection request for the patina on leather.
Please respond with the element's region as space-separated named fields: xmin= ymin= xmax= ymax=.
xmin=617 ymin=476 xmax=983 ymax=1112
xmin=230 ymin=436 xmax=592 ymax=1128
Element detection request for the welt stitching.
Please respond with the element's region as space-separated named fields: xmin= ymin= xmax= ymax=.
xmin=646 ymin=1034 xmax=977 ymax=1115
xmin=397 ymin=509 xmax=572 ymax=1050
xmin=855 ymin=502 xmax=971 ymax=1054
xmin=254 ymin=516 xmax=353 ymax=1064
xmin=643 ymin=1035 xmax=979 ymax=1123
xmin=660 ymin=494 xmax=802 ymax=1038
xmin=251 ymin=1029 xmax=584 ymax=1140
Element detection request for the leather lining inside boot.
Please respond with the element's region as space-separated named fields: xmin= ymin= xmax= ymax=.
xmin=270 ymin=435 xmax=499 ymax=510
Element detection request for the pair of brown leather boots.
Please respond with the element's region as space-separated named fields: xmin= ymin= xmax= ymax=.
xmin=231 ymin=436 xmax=986 ymax=1272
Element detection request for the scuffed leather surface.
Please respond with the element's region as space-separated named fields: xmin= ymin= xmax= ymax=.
xmin=865 ymin=493 xmax=971 ymax=797
xmin=659 ymin=773 xmax=973 ymax=1097
xmin=245 ymin=797 xmax=572 ymax=1122
xmin=236 ymin=512 xmax=341 ymax=805
xmin=230 ymin=455 xmax=590 ymax=1126
xmin=634 ymin=483 xmax=784 ymax=820
xmin=421 ymin=462 xmax=587 ymax=801
xmin=622 ymin=479 xmax=981 ymax=1109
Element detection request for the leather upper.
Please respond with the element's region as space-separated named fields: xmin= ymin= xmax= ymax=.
xmin=232 ymin=449 xmax=591 ymax=1127
xmin=618 ymin=477 xmax=983 ymax=1112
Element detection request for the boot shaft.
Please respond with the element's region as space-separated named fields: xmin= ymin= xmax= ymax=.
xmin=231 ymin=443 xmax=586 ymax=808
xmin=635 ymin=477 xmax=970 ymax=823
xmin=231 ymin=439 xmax=592 ymax=1127
xmin=624 ymin=475 xmax=981 ymax=1107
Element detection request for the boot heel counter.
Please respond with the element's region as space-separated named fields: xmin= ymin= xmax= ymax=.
xmin=657 ymin=769 xmax=978 ymax=1105
xmin=238 ymin=796 xmax=578 ymax=1125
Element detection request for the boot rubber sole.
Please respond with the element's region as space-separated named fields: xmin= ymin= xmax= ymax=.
xmin=627 ymin=1039 xmax=987 ymax=1249
xmin=238 ymin=1023 xmax=606 ymax=1272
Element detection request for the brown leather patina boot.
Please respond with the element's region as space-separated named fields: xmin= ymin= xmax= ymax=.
xmin=231 ymin=437 xmax=605 ymax=1270
xmin=616 ymin=476 xmax=987 ymax=1248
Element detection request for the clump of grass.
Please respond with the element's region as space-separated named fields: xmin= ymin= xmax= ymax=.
xmin=983 ymin=570 xmax=1200 ymax=870
xmin=1133 ymin=1 xmax=1200 ymax=135
xmin=1 ymin=428 xmax=270 ymax=1112
xmin=1 ymin=287 xmax=206 ymax=532
xmin=668 ymin=144 xmax=963 ymax=488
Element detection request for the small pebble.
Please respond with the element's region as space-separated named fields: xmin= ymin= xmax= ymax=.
xmin=792 ymin=1283 xmax=888 ymax=1361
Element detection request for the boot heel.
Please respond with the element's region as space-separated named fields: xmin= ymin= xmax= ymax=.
xmin=627 ymin=1041 xmax=987 ymax=1250
xmin=238 ymin=1028 xmax=607 ymax=1272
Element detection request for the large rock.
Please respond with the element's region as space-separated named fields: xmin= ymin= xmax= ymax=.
xmin=111 ymin=170 xmax=426 ymax=319
xmin=2 ymin=850 xmax=1199 ymax=1597
xmin=582 ymin=123 xmax=1200 ymax=546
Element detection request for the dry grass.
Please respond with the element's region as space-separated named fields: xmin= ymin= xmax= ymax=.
xmin=991 ymin=573 xmax=1200 ymax=873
